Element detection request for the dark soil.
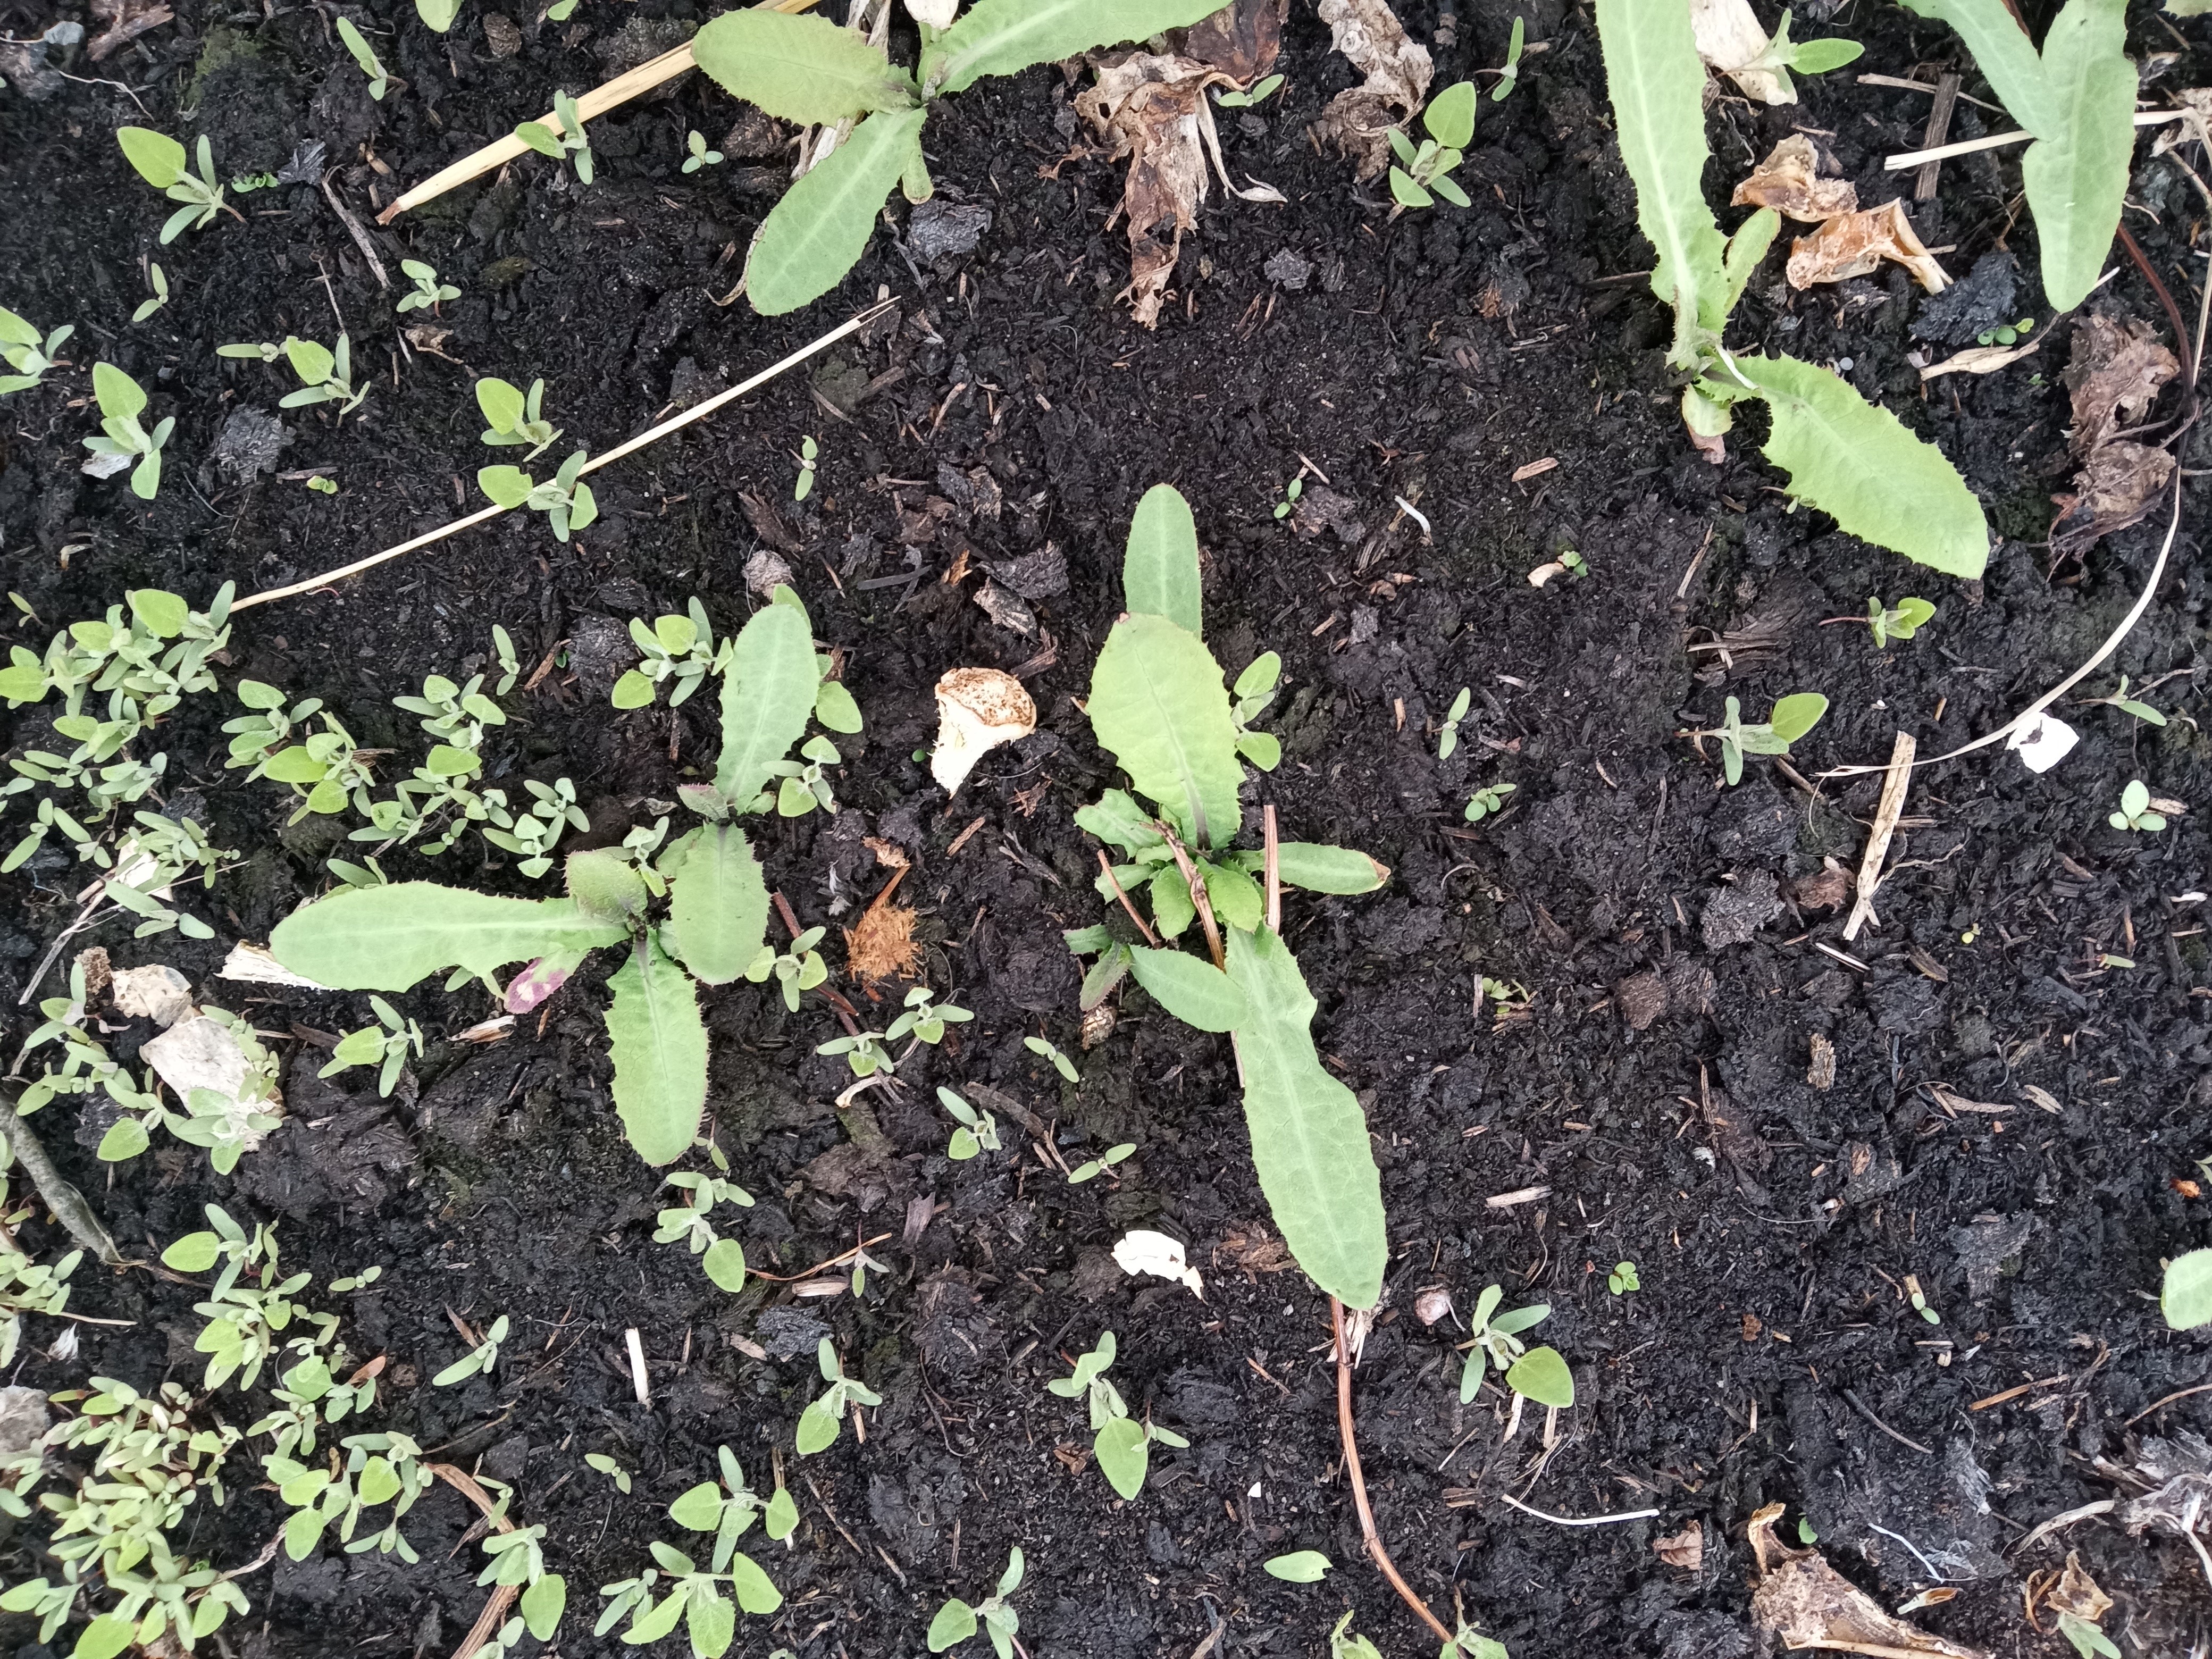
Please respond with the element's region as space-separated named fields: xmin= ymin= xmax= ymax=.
xmin=6 ymin=1 xmax=2212 ymax=1655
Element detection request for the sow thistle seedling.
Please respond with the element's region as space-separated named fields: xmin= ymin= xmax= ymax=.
xmin=691 ymin=0 xmax=1236 ymax=314
xmin=217 ymin=334 xmax=368 ymax=416
xmin=669 ymin=1445 xmax=799 ymax=1565
xmin=0 ymin=305 xmax=71 ymax=394
xmin=797 ymin=1337 xmax=882 ymax=1454
xmin=1067 ymin=483 xmax=1391 ymax=1307
xmin=516 ymin=90 xmax=594 ymax=185
xmin=480 ymin=450 xmax=596 ymax=541
xmin=269 ymin=592 xmax=866 ymax=1169
xmin=927 ymin=1547 xmax=1024 ymax=1657
xmin=683 ymin=129 xmax=725 ymax=173
xmin=1680 ymin=693 xmax=1828 ymax=787
xmin=115 ymin=125 xmax=234 ymax=242
xmin=1048 ymin=1331 xmax=1187 ymax=1499
xmin=1389 ymin=81 xmax=1476 ymax=210
xmin=433 ymin=1313 xmax=510 ymax=1386
xmin=476 ymin=375 xmax=561 ymax=459
xmin=655 ymin=1167 xmax=753 ymax=1293
xmin=397 ymin=258 xmax=457 ymax=313
xmin=80 ymin=363 xmax=171 ymax=498
xmin=336 ymin=16 xmax=397 ymax=99
xmin=597 ymin=1538 xmax=782 ymax=1659
xmin=937 ymin=1087 xmax=1001 ymax=1160
xmin=1456 ymin=1284 xmax=1574 ymax=1408
xmin=1596 ymin=0 xmax=1989 ymax=576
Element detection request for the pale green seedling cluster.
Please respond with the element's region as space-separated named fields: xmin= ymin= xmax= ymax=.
xmin=1681 ymin=693 xmax=1827 ymax=786
xmin=1457 ymin=1285 xmax=1573 ymax=1408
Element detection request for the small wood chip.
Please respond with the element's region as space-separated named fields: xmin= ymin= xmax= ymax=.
xmin=1511 ymin=457 xmax=1559 ymax=483
xmin=1486 ymin=1184 xmax=1551 ymax=1209
xmin=1807 ymin=1032 xmax=1836 ymax=1091
xmin=1844 ymin=731 xmax=1915 ymax=941
xmin=625 ymin=1327 xmax=650 ymax=1406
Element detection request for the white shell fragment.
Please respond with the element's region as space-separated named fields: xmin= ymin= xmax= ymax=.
xmin=903 ymin=0 xmax=957 ymax=26
xmin=143 ymin=1015 xmax=281 ymax=1129
xmin=219 ymin=941 xmax=329 ymax=990
xmin=931 ymin=667 xmax=1036 ymax=795
xmin=110 ymin=965 xmax=194 ymax=1029
xmin=2007 ymin=712 xmax=2080 ymax=774
xmin=1112 ymin=1229 xmax=1204 ymax=1299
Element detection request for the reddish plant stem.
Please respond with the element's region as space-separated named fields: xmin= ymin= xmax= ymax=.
xmin=1158 ymin=826 xmax=1226 ymax=971
xmin=2117 ymin=223 xmax=2198 ymax=403
xmin=1331 ymin=1297 xmax=1457 ymax=1649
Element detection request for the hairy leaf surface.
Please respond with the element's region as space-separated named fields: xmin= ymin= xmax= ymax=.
xmin=693 ymin=10 xmax=919 ymax=125
xmin=715 ymin=600 xmax=820 ymax=806
xmin=1731 ymin=354 xmax=1989 ymax=577
xmin=606 ymin=935 xmax=707 ymax=1166
xmin=1227 ymin=926 xmax=1386 ymax=1308
xmin=1126 ymin=945 xmax=1248 ymax=1032
xmin=271 ymin=883 xmax=626 ymax=990
xmin=1595 ymin=0 xmax=1727 ymax=366
xmin=1123 ymin=483 xmax=1202 ymax=636
xmin=2021 ymin=0 xmax=2134 ymax=310
xmin=665 ymin=824 xmax=770 ymax=985
xmin=746 ymin=108 xmax=926 ymax=315
xmin=934 ymin=0 xmax=1229 ymax=94
xmin=1088 ymin=613 xmax=1243 ymax=849
xmin=1271 ymin=843 xmax=1390 ymax=895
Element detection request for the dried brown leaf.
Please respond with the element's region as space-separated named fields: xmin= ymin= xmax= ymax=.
xmin=736 ymin=490 xmax=805 ymax=556
xmin=1807 ymin=1032 xmax=1837 ymax=1091
xmin=1654 ymin=1521 xmax=1705 ymax=1571
xmin=1748 ymin=1504 xmax=1989 ymax=1658
xmin=1311 ymin=0 xmax=1432 ymax=180
xmin=2065 ymin=315 xmax=2179 ymax=455
xmin=1184 ymin=0 xmax=1284 ymax=83
xmin=1077 ymin=54 xmax=1222 ymax=326
xmin=2046 ymin=1553 xmax=2113 ymax=1628
xmin=1691 ymin=0 xmax=1791 ymax=104
xmin=1787 ymin=199 xmax=1951 ymax=294
xmin=1732 ymin=135 xmax=1858 ymax=222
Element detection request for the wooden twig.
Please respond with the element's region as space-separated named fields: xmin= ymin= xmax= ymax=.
xmin=375 ymin=0 xmax=821 ymax=223
xmin=1331 ymin=1298 xmax=1456 ymax=1648
xmin=229 ymin=300 xmax=892 ymax=612
xmin=1914 ymin=73 xmax=1959 ymax=200
xmin=427 ymin=1463 xmax=519 ymax=1659
xmin=1842 ymin=732 xmax=1914 ymax=942
xmin=1262 ymin=805 xmax=1280 ymax=933
xmin=1158 ymin=825 xmax=1225 ymax=971
xmin=1095 ymin=851 xmax=1161 ymax=947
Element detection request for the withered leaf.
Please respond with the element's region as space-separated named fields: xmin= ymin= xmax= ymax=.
xmin=2065 ymin=314 xmax=2179 ymax=455
xmin=1787 ymin=199 xmax=1951 ymax=294
xmin=1184 ymin=0 xmax=1284 ymax=84
xmin=1732 ymin=135 xmax=1858 ymax=222
xmin=1691 ymin=0 xmax=1791 ymax=104
xmin=1654 ymin=1521 xmax=1705 ymax=1571
xmin=737 ymin=490 xmax=805 ymax=556
xmin=2046 ymin=1552 xmax=2113 ymax=1628
xmin=1310 ymin=0 xmax=1432 ymax=180
xmin=1076 ymin=54 xmax=1227 ymax=328
xmin=1748 ymin=1504 xmax=1988 ymax=1659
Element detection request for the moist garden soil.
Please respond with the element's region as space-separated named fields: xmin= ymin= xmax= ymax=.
xmin=6 ymin=0 xmax=2212 ymax=1654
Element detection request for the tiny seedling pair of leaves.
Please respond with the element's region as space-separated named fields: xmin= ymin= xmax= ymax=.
xmin=795 ymin=1338 xmax=882 ymax=1453
xmin=1898 ymin=0 xmax=2134 ymax=312
xmin=693 ymin=0 xmax=1233 ymax=314
xmin=1593 ymin=0 xmax=1990 ymax=578
xmin=1691 ymin=692 xmax=1827 ymax=786
xmin=1081 ymin=485 xmax=1389 ymax=1310
xmin=927 ymin=1549 xmax=1024 ymax=1658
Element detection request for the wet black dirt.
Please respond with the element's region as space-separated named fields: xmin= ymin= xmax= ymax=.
xmin=7 ymin=0 xmax=2212 ymax=1655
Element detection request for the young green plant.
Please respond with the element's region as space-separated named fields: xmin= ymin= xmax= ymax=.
xmin=217 ymin=335 xmax=368 ymax=416
xmin=683 ymin=130 xmax=725 ymax=173
xmin=337 ymin=17 xmax=396 ymax=98
xmin=115 ymin=127 xmax=233 ymax=242
xmin=1680 ymin=693 xmax=1828 ymax=786
xmin=691 ymin=0 xmax=1234 ymax=314
xmin=132 ymin=262 xmax=169 ymax=323
xmin=516 ymin=90 xmax=594 ymax=183
xmin=594 ymin=1537 xmax=781 ymax=1658
xmin=2081 ymin=675 xmax=2166 ymax=726
xmin=1457 ymin=1285 xmax=1573 ymax=1408
xmin=937 ymin=1088 xmax=1001 ymax=1160
xmin=1437 ymin=688 xmax=1472 ymax=759
xmin=1463 ymin=781 xmax=1515 ymax=823
xmin=1863 ymin=596 xmax=1935 ymax=649
xmin=479 ymin=451 xmax=596 ymax=541
xmin=0 ymin=307 xmax=71 ymax=394
xmin=80 ymin=363 xmax=171 ymax=499
xmin=1066 ymin=484 xmax=1391 ymax=1308
xmin=476 ymin=376 xmax=560 ymax=459
xmin=1490 ymin=16 xmax=1526 ymax=99
xmin=795 ymin=1338 xmax=881 ymax=1454
xmin=1595 ymin=0 xmax=1989 ymax=575
xmin=397 ymin=260 xmax=457 ymax=313
xmin=927 ymin=1548 xmax=1024 ymax=1657
xmin=1046 ymin=1331 xmax=1186 ymax=1499
xmin=2109 ymin=780 xmax=2167 ymax=833
xmin=1389 ymin=81 xmax=1475 ymax=209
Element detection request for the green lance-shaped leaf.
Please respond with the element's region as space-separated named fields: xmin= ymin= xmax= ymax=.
xmin=1087 ymin=613 xmax=1243 ymax=850
xmin=746 ymin=107 xmax=927 ymax=316
xmin=1897 ymin=0 xmax=2055 ymax=136
xmin=693 ymin=9 xmax=919 ymax=125
xmin=606 ymin=935 xmax=708 ymax=1166
xmin=116 ymin=126 xmax=187 ymax=187
xmin=1729 ymin=354 xmax=1989 ymax=578
xmin=1094 ymin=1415 xmax=1150 ymax=1499
xmin=1126 ymin=945 xmax=1249 ymax=1032
xmin=1226 ymin=925 xmax=1386 ymax=1308
xmin=933 ymin=0 xmax=1233 ymax=95
xmin=2019 ymin=0 xmax=2135 ymax=312
xmin=1272 ymin=843 xmax=1390 ymax=895
xmin=1722 ymin=207 xmax=1780 ymax=318
xmin=270 ymin=883 xmax=627 ymax=990
xmin=1123 ymin=483 xmax=1203 ymax=636
xmin=928 ymin=1601 xmax=979 ymax=1653
xmin=715 ymin=600 xmax=820 ymax=806
xmin=1594 ymin=0 xmax=1727 ymax=367
xmin=2164 ymin=1248 xmax=2212 ymax=1330
xmin=664 ymin=824 xmax=770 ymax=985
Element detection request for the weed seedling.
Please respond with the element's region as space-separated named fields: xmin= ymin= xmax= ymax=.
xmin=1389 ymin=81 xmax=1475 ymax=209
xmin=1861 ymin=595 xmax=1934 ymax=649
xmin=596 ymin=1539 xmax=782 ymax=1655
xmin=1464 ymin=781 xmax=1515 ymax=824
xmin=1272 ymin=474 xmax=1303 ymax=519
xmin=937 ymin=1088 xmax=1001 ymax=1160
xmin=1607 ymin=1261 xmax=1639 ymax=1295
xmin=0 ymin=307 xmax=71 ymax=394
xmin=2058 ymin=1611 xmax=2121 ymax=1659
xmin=218 ymin=334 xmax=367 ymax=415
xmin=747 ymin=927 xmax=829 ymax=1009
xmin=794 ymin=434 xmax=818 ymax=501
xmin=337 ymin=16 xmax=396 ymax=98
xmin=397 ymin=259 xmax=457 ymax=313
xmin=1067 ymin=1143 xmax=1135 ymax=1184
xmin=1024 ymin=1034 xmax=1079 ymax=1082
xmin=1976 ymin=315 xmax=2034 ymax=348
xmin=585 ymin=1453 xmax=632 ymax=1493
xmin=432 ymin=1314 xmax=509 ymax=1385
xmin=132 ymin=262 xmax=169 ymax=323
xmin=1558 ymin=549 xmax=1589 ymax=579
xmin=116 ymin=126 xmax=233 ymax=241
xmin=796 ymin=1338 xmax=881 ymax=1453
xmin=669 ymin=1445 xmax=799 ymax=1565
xmin=80 ymin=363 xmax=171 ymax=499
xmin=816 ymin=1027 xmax=896 ymax=1078
xmin=889 ymin=985 xmax=972 ymax=1045
xmin=1680 ymin=693 xmax=1828 ymax=786
xmin=1047 ymin=1331 xmax=1187 ymax=1498
xmin=683 ymin=129 xmax=724 ymax=172
xmin=1216 ymin=72 xmax=1283 ymax=107
xmin=1457 ymin=1284 xmax=1574 ymax=1406
xmin=1263 ymin=1551 xmax=1331 ymax=1582
xmin=2163 ymin=1249 xmax=2212 ymax=1329
xmin=2080 ymin=675 xmax=2166 ymax=726
xmin=1437 ymin=687 xmax=1472 ymax=759
xmin=479 ymin=450 xmax=597 ymax=541
xmin=516 ymin=90 xmax=593 ymax=184
xmin=476 ymin=376 xmax=560 ymax=459
xmin=928 ymin=1548 xmax=1024 ymax=1657
xmin=1490 ymin=15 xmax=1526 ymax=100
xmin=320 ymin=996 xmax=425 ymax=1097
xmin=1330 ymin=1611 xmax=1385 ymax=1659
xmin=614 ymin=602 xmax=727 ymax=708
xmin=307 ymin=475 xmax=338 ymax=495
xmin=2109 ymin=780 xmax=2168 ymax=833
xmin=654 ymin=1169 xmax=752 ymax=1292
xmin=1730 ymin=7 xmax=1864 ymax=93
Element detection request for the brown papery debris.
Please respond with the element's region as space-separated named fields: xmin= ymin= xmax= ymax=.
xmin=1786 ymin=199 xmax=1951 ymax=294
xmin=1732 ymin=135 xmax=1858 ymax=222
xmin=2054 ymin=315 xmax=2181 ymax=551
xmin=1310 ymin=0 xmax=1432 ymax=180
xmin=844 ymin=864 xmax=921 ymax=986
xmin=1748 ymin=1504 xmax=1989 ymax=1658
